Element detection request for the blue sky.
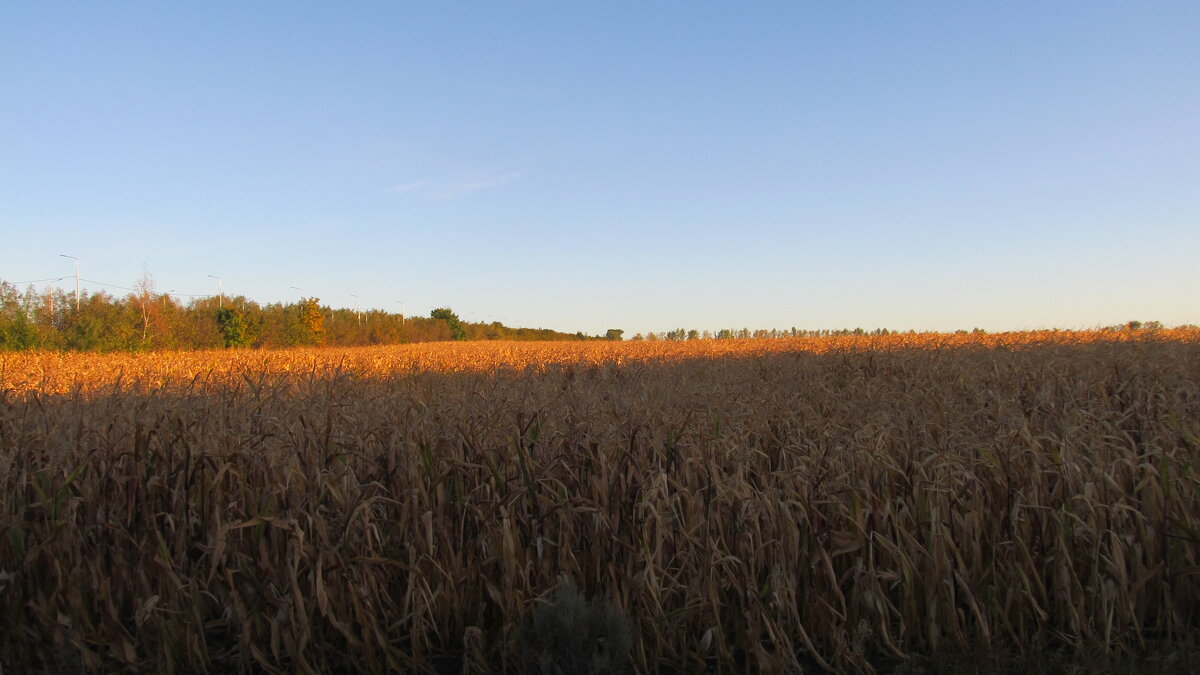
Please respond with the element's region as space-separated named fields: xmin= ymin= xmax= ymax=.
xmin=3 ymin=2 xmax=1197 ymax=335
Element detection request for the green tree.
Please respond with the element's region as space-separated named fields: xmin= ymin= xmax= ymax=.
xmin=430 ymin=307 xmax=467 ymax=341
xmin=0 ymin=282 xmax=38 ymax=350
xmin=63 ymin=291 xmax=140 ymax=351
xmin=215 ymin=308 xmax=252 ymax=348
xmin=605 ymin=328 xmax=624 ymax=341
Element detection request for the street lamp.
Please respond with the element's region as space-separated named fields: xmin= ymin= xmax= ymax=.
xmin=60 ymin=254 xmax=80 ymax=311
xmin=208 ymin=275 xmax=223 ymax=309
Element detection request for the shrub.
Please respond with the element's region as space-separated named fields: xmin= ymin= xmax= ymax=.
xmin=516 ymin=580 xmax=633 ymax=675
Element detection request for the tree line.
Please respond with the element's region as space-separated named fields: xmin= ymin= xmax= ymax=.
xmin=0 ymin=280 xmax=611 ymax=351
xmin=631 ymin=327 xmax=903 ymax=341
xmin=2 ymin=278 xmax=1176 ymax=353
xmin=627 ymin=322 xmax=1175 ymax=341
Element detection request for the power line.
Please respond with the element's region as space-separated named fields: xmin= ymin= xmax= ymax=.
xmin=80 ymin=278 xmax=138 ymax=292
xmin=7 ymin=274 xmax=392 ymax=309
xmin=11 ymin=275 xmax=218 ymax=299
xmin=79 ymin=279 xmax=216 ymax=299
xmin=5 ymin=276 xmax=68 ymax=284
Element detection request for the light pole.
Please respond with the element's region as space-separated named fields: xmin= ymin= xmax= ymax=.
xmin=208 ymin=275 xmax=223 ymax=308
xmin=351 ymin=294 xmax=361 ymax=323
xmin=291 ymin=287 xmax=309 ymax=318
xmin=60 ymin=254 xmax=79 ymax=311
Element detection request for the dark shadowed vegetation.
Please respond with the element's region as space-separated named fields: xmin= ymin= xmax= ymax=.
xmin=1 ymin=330 xmax=1198 ymax=672
xmin=0 ymin=280 xmax=599 ymax=351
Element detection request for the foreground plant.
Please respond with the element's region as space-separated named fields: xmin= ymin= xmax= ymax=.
xmin=0 ymin=330 xmax=1197 ymax=672
xmin=516 ymin=580 xmax=632 ymax=675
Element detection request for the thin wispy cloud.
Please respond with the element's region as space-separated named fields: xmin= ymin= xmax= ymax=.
xmin=387 ymin=180 xmax=429 ymax=193
xmin=385 ymin=167 xmax=526 ymax=199
xmin=438 ymin=170 xmax=524 ymax=198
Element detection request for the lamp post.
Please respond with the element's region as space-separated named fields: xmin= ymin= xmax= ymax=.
xmin=290 ymin=287 xmax=307 ymax=317
xmin=208 ymin=275 xmax=223 ymax=309
xmin=60 ymin=254 xmax=79 ymax=311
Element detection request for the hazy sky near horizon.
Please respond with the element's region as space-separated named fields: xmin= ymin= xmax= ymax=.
xmin=3 ymin=2 xmax=1197 ymax=335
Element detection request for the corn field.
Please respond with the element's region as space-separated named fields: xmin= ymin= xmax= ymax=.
xmin=1 ymin=329 xmax=1199 ymax=673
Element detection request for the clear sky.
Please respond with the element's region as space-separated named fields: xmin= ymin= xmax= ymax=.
xmin=3 ymin=2 xmax=1197 ymax=336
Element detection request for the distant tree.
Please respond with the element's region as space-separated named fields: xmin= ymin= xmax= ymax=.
xmin=215 ymin=308 xmax=252 ymax=348
xmin=605 ymin=328 xmax=624 ymax=341
xmin=298 ymin=297 xmax=325 ymax=345
xmin=0 ymin=282 xmax=38 ymax=350
xmin=63 ymin=291 xmax=137 ymax=350
xmin=686 ymin=329 xmax=699 ymax=340
xmin=430 ymin=307 xmax=467 ymax=340
xmin=0 ymin=279 xmax=604 ymax=350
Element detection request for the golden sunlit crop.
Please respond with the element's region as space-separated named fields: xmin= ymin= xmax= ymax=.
xmin=4 ymin=327 xmax=1196 ymax=395
xmin=1 ymin=328 xmax=1198 ymax=672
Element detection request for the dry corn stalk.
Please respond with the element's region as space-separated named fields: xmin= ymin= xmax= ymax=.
xmin=0 ymin=329 xmax=1197 ymax=672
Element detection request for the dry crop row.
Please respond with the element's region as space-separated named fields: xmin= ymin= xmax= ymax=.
xmin=2 ymin=328 xmax=1195 ymax=396
xmin=1 ymin=331 xmax=1198 ymax=672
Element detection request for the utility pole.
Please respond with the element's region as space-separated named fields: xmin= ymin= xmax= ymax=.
xmin=291 ymin=286 xmax=311 ymax=317
xmin=208 ymin=275 xmax=223 ymax=309
xmin=60 ymin=254 xmax=79 ymax=311
xmin=351 ymin=294 xmax=361 ymax=323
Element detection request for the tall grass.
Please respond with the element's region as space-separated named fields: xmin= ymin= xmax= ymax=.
xmin=1 ymin=330 xmax=1198 ymax=672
